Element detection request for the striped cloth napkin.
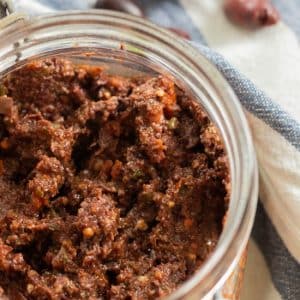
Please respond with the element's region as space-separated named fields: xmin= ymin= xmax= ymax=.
xmin=10 ymin=0 xmax=300 ymax=299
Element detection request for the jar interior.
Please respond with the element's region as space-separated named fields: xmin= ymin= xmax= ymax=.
xmin=0 ymin=46 xmax=235 ymax=299
xmin=0 ymin=11 xmax=258 ymax=300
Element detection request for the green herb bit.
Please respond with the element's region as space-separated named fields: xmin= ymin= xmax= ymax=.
xmin=52 ymin=123 xmax=61 ymax=129
xmin=132 ymin=169 xmax=144 ymax=180
xmin=179 ymin=184 xmax=189 ymax=196
xmin=49 ymin=208 xmax=58 ymax=218
xmin=168 ymin=117 xmax=178 ymax=130
xmin=59 ymin=247 xmax=69 ymax=264
xmin=34 ymin=187 xmax=45 ymax=198
xmin=140 ymin=192 xmax=153 ymax=202
xmin=0 ymin=84 xmax=8 ymax=96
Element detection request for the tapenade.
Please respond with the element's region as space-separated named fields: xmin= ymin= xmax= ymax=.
xmin=0 ymin=58 xmax=229 ymax=299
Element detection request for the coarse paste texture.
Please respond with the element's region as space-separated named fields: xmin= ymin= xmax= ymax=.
xmin=0 ymin=58 xmax=229 ymax=299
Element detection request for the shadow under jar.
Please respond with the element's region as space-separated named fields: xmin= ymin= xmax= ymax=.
xmin=0 ymin=10 xmax=258 ymax=300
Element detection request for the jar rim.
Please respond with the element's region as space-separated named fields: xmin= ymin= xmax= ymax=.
xmin=0 ymin=10 xmax=258 ymax=299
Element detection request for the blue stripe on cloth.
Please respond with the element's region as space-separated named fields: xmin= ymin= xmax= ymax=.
xmin=253 ymin=202 xmax=300 ymax=300
xmin=140 ymin=0 xmax=205 ymax=43
xmin=33 ymin=0 xmax=90 ymax=10
xmin=194 ymin=44 xmax=300 ymax=151
xmin=36 ymin=0 xmax=207 ymax=43
xmin=272 ymin=0 xmax=300 ymax=39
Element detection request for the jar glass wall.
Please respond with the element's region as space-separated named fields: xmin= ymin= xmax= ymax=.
xmin=0 ymin=10 xmax=258 ymax=300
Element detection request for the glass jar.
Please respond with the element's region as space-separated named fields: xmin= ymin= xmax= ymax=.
xmin=0 ymin=10 xmax=258 ymax=300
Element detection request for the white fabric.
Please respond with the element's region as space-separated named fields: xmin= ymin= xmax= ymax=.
xmin=180 ymin=0 xmax=300 ymax=262
xmin=179 ymin=0 xmax=300 ymax=298
xmin=247 ymin=113 xmax=300 ymax=261
xmin=179 ymin=0 xmax=300 ymax=121
xmin=241 ymin=239 xmax=282 ymax=300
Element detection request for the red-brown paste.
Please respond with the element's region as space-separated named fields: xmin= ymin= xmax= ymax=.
xmin=0 ymin=58 xmax=229 ymax=299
